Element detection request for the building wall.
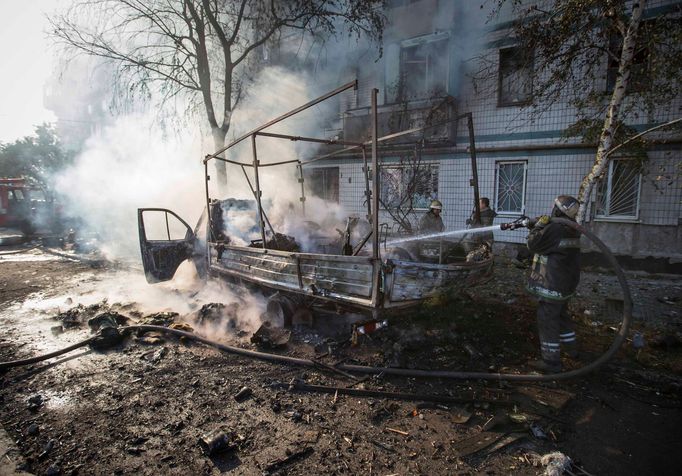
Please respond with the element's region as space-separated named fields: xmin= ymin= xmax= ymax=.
xmin=306 ymin=0 xmax=682 ymax=265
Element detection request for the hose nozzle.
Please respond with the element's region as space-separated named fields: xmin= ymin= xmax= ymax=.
xmin=500 ymin=216 xmax=532 ymax=231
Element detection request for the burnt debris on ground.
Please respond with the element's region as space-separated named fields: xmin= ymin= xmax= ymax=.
xmin=0 ymin=251 xmax=681 ymax=475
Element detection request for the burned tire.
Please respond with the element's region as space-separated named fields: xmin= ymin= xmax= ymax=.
xmin=262 ymin=293 xmax=309 ymax=327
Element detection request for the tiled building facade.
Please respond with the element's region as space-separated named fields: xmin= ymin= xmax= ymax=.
xmin=304 ymin=0 xmax=681 ymax=268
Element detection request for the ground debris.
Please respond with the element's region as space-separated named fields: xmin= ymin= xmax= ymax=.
xmin=234 ymin=386 xmax=253 ymax=402
xmin=198 ymin=430 xmax=236 ymax=456
xmin=88 ymin=311 xmax=128 ymax=331
xmin=196 ymin=302 xmax=240 ymax=325
xmin=136 ymin=333 xmax=166 ymax=345
xmin=516 ymin=386 xmax=574 ymax=410
xmin=27 ymin=394 xmax=43 ymax=411
xmin=263 ymin=446 xmax=313 ymax=473
xmin=251 ymin=322 xmax=291 ymax=348
xmin=138 ymin=311 xmax=178 ymax=326
xmin=169 ymin=322 xmax=194 ymax=333
xmin=535 ymin=451 xmax=572 ymax=476
xmin=452 ymin=431 xmax=506 ymax=458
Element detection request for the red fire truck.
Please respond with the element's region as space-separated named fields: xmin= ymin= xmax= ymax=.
xmin=0 ymin=178 xmax=56 ymax=234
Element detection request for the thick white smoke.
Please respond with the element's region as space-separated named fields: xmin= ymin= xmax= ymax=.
xmin=54 ymin=112 xmax=206 ymax=260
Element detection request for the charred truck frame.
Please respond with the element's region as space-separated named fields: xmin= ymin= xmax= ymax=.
xmin=138 ymin=82 xmax=492 ymax=321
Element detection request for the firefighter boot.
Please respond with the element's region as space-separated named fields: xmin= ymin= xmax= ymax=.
xmin=527 ymin=359 xmax=562 ymax=374
xmin=563 ymin=341 xmax=579 ymax=359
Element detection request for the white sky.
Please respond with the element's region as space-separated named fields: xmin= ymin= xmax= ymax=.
xmin=0 ymin=0 xmax=63 ymax=143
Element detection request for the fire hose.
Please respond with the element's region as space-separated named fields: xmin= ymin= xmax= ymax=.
xmin=0 ymin=217 xmax=632 ymax=382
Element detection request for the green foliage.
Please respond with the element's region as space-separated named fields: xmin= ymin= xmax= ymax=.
xmin=0 ymin=124 xmax=74 ymax=187
xmin=563 ymin=118 xmax=648 ymax=161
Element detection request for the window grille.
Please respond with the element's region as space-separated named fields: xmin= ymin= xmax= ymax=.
xmin=494 ymin=161 xmax=527 ymax=214
xmin=595 ymin=158 xmax=641 ymax=219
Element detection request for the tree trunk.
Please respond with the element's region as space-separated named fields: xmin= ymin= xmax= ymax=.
xmin=211 ymin=127 xmax=228 ymax=188
xmin=576 ymin=0 xmax=646 ymax=223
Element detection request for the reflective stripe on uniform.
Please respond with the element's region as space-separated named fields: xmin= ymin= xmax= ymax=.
xmin=527 ymin=284 xmax=573 ymax=301
xmin=558 ymin=238 xmax=581 ymax=249
xmin=560 ymin=332 xmax=576 ymax=342
xmin=541 ymin=342 xmax=560 ymax=353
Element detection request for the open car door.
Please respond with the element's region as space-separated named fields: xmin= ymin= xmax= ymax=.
xmin=138 ymin=208 xmax=195 ymax=283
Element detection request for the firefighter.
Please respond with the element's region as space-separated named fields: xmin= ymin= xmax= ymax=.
xmin=419 ymin=199 xmax=445 ymax=234
xmin=526 ymin=195 xmax=581 ymax=373
xmin=466 ymin=197 xmax=497 ymax=245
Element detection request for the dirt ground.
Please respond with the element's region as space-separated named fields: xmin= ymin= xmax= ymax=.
xmin=1 ymin=247 xmax=681 ymax=475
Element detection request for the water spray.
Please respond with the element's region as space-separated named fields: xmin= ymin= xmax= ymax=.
xmin=384 ymin=225 xmax=500 ymax=247
xmin=384 ymin=216 xmax=533 ymax=248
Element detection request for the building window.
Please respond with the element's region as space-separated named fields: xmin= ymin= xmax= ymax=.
xmin=606 ymin=22 xmax=652 ymax=93
xmin=494 ymin=161 xmax=527 ymax=214
xmin=498 ymin=47 xmax=533 ymax=106
xmin=595 ymin=158 xmax=641 ymax=219
xmin=381 ymin=164 xmax=439 ymax=210
xmin=305 ymin=167 xmax=339 ymax=203
xmin=399 ymin=36 xmax=449 ymax=101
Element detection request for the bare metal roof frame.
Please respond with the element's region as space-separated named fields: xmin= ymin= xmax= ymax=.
xmin=202 ymin=81 xmax=480 ymax=271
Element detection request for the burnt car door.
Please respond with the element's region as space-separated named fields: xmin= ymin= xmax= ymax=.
xmin=138 ymin=208 xmax=195 ymax=283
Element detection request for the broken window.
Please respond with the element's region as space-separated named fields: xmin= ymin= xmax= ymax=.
xmin=595 ymin=158 xmax=641 ymax=219
xmin=605 ymin=21 xmax=653 ymax=93
xmin=494 ymin=161 xmax=527 ymax=215
xmin=498 ymin=47 xmax=533 ymax=106
xmin=381 ymin=164 xmax=439 ymax=210
xmin=399 ymin=36 xmax=449 ymax=101
xmin=305 ymin=167 xmax=339 ymax=203
xmin=143 ymin=210 xmax=193 ymax=241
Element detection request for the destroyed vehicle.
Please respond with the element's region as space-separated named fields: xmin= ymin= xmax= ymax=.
xmin=0 ymin=178 xmax=60 ymax=236
xmin=138 ymin=82 xmax=492 ymax=321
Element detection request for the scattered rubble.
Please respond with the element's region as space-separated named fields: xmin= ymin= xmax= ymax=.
xmin=538 ymin=451 xmax=572 ymax=476
xmin=1 ymin=256 xmax=681 ymax=474
xmin=251 ymin=322 xmax=291 ymax=348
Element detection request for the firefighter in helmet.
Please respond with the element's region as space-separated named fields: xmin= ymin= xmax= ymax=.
xmin=526 ymin=195 xmax=581 ymax=373
xmin=419 ymin=199 xmax=445 ymax=234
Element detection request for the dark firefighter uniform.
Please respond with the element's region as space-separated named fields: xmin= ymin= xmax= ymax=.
xmin=473 ymin=206 xmax=497 ymax=243
xmin=526 ymin=196 xmax=581 ymax=372
xmin=419 ymin=200 xmax=444 ymax=234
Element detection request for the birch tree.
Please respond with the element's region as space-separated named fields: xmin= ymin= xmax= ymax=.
xmin=49 ymin=0 xmax=384 ymax=185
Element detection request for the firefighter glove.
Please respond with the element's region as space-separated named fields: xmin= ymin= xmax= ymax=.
xmin=535 ymin=215 xmax=550 ymax=228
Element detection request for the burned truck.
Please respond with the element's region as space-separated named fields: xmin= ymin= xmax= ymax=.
xmin=138 ymin=82 xmax=492 ymax=321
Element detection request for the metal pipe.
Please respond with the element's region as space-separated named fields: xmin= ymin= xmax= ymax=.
xmin=251 ymin=135 xmax=267 ymax=248
xmin=371 ymin=89 xmax=379 ymax=260
xmin=255 ymin=131 xmax=363 ymax=147
xmin=259 ymin=159 xmax=301 ymax=168
xmin=205 ymin=155 xmax=254 ymax=167
xmin=204 ymin=161 xmax=214 ymax=241
xmin=370 ymin=88 xmax=381 ymax=310
xmin=467 ymin=113 xmax=481 ymax=224
xmin=204 ymin=80 xmax=358 ymax=162
xmin=297 ymin=162 xmax=306 ymax=216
